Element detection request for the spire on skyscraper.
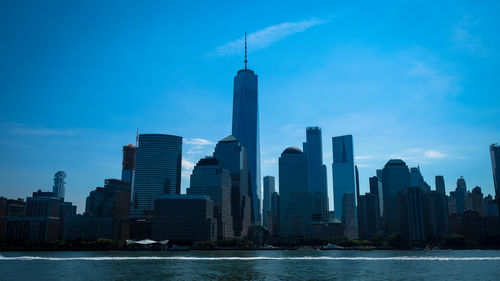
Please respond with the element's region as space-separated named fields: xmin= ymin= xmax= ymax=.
xmin=244 ymin=32 xmax=247 ymax=70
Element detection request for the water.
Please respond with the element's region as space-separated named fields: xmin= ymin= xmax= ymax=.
xmin=1 ymin=250 xmax=499 ymax=280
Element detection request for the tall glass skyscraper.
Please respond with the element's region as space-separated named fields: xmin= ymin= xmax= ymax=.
xmin=52 ymin=171 xmax=67 ymax=200
xmin=332 ymin=135 xmax=356 ymax=222
xmin=381 ymin=159 xmax=410 ymax=235
xmin=490 ymin=143 xmax=500 ymax=214
xmin=232 ymin=46 xmax=261 ymax=225
xmin=132 ymin=134 xmax=182 ymax=216
xmin=435 ymin=175 xmax=446 ymax=195
xmin=263 ymin=175 xmax=275 ymax=229
xmin=303 ymin=127 xmax=328 ymax=222
xmin=278 ymin=147 xmax=312 ymax=237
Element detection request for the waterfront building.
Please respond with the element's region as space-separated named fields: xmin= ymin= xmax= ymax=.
xmin=332 ymin=135 xmax=356 ymax=226
xmin=132 ymin=134 xmax=182 ymax=217
xmin=121 ymin=144 xmax=136 ymax=184
xmin=469 ymin=186 xmax=485 ymax=216
xmin=424 ymin=191 xmax=450 ymax=241
xmin=369 ymin=176 xmax=384 ymax=217
xmin=270 ymin=191 xmax=279 ymax=235
xmin=303 ymin=127 xmax=329 ymax=222
xmin=455 ymin=176 xmax=467 ymax=215
xmin=490 ymin=143 xmax=500 ymax=214
xmin=382 ymin=159 xmax=410 ymax=235
xmin=398 ymin=186 xmax=425 ymax=245
xmin=231 ymin=36 xmax=261 ymax=225
xmin=213 ymin=135 xmax=251 ymax=237
xmin=278 ymin=147 xmax=312 ymax=237
xmin=52 ymin=171 xmax=67 ymax=200
xmin=152 ymin=195 xmax=216 ymax=242
xmin=342 ymin=192 xmax=358 ymax=239
xmin=187 ymin=157 xmax=233 ymax=240
xmin=357 ymin=193 xmax=381 ymax=240
xmin=263 ymin=176 xmax=275 ymax=230
xmin=435 ymin=175 xmax=446 ymax=196
xmin=484 ymin=195 xmax=499 ymax=216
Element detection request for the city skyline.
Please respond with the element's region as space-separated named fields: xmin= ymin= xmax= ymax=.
xmin=1 ymin=1 xmax=500 ymax=212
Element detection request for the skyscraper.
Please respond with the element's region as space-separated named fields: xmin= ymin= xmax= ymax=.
xmin=278 ymin=147 xmax=312 ymax=237
xmin=303 ymin=127 xmax=329 ymax=222
xmin=332 ymin=135 xmax=356 ymax=222
xmin=121 ymin=144 xmax=136 ymax=184
xmin=187 ymin=157 xmax=233 ymax=240
xmin=435 ymin=175 xmax=446 ymax=196
xmin=455 ymin=176 xmax=467 ymax=215
xmin=490 ymin=143 xmax=500 ymax=214
xmin=132 ymin=134 xmax=182 ymax=216
xmin=232 ymin=35 xmax=261 ymax=225
xmin=382 ymin=159 xmax=410 ymax=235
xmin=358 ymin=193 xmax=381 ymax=240
xmin=213 ymin=135 xmax=251 ymax=237
xmin=369 ymin=176 xmax=384 ymax=217
xmin=398 ymin=186 xmax=425 ymax=245
xmin=52 ymin=171 xmax=66 ymax=200
xmin=263 ymin=176 xmax=275 ymax=230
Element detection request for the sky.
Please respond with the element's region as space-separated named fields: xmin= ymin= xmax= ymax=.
xmin=1 ymin=1 xmax=499 ymax=212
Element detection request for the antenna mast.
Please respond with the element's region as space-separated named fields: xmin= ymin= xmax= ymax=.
xmin=244 ymin=32 xmax=247 ymax=70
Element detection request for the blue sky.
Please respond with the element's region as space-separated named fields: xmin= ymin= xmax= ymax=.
xmin=1 ymin=1 xmax=499 ymax=212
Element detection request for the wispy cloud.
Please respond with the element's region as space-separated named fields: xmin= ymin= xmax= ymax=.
xmin=213 ymin=18 xmax=329 ymax=56
xmin=184 ymin=138 xmax=214 ymax=146
xmin=424 ymin=150 xmax=447 ymax=159
xmin=355 ymin=155 xmax=373 ymax=160
xmin=2 ymin=122 xmax=75 ymax=136
xmin=453 ymin=15 xmax=488 ymax=57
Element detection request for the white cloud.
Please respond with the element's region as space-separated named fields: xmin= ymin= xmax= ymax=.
xmin=184 ymin=138 xmax=214 ymax=146
xmin=424 ymin=150 xmax=447 ymax=159
xmin=453 ymin=15 xmax=488 ymax=57
xmin=182 ymin=159 xmax=195 ymax=170
xmin=3 ymin=122 xmax=75 ymax=136
xmin=355 ymin=155 xmax=373 ymax=160
xmin=213 ymin=18 xmax=329 ymax=56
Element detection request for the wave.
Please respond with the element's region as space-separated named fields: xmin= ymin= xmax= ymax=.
xmin=1 ymin=256 xmax=500 ymax=261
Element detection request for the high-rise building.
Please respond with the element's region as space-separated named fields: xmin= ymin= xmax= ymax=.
xmin=263 ymin=176 xmax=275 ymax=230
xmin=152 ymin=195 xmax=216 ymax=242
xmin=303 ymin=127 xmax=329 ymax=222
xmin=382 ymin=159 xmax=410 ymax=235
xmin=270 ymin=191 xmax=279 ymax=236
xmin=358 ymin=193 xmax=381 ymax=240
xmin=278 ymin=147 xmax=312 ymax=237
xmin=369 ymin=176 xmax=384 ymax=217
xmin=469 ymin=186 xmax=485 ymax=216
xmin=455 ymin=176 xmax=467 ymax=215
xmin=398 ymin=187 xmax=425 ymax=245
xmin=52 ymin=171 xmax=67 ymax=200
xmin=332 ymin=135 xmax=357 ymax=227
xmin=342 ymin=192 xmax=358 ymax=239
xmin=132 ymin=134 xmax=182 ymax=216
xmin=435 ymin=175 xmax=446 ymax=196
xmin=121 ymin=144 xmax=136 ymax=184
xmin=490 ymin=143 xmax=500 ymax=214
xmin=424 ymin=191 xmax=450 ymax=241
xmin=187 ymin=157 xmax=233 ymax=240
xmin=231 ymin=36 xmax=261 ymax=225
xmin=213 ymin=135 xmax=251 ymax=237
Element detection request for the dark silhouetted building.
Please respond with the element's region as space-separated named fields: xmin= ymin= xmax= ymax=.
xmin=435 ymin=175 xmax=446 ymax=196
xmin=270 ymin=191 xmax=279 ymax=236
xmin=213 ymin=135 xmax=251 ymax=237
xmin=303 ymin=127 xmax=329 ymax=222
xmin=152 ymin=195 xmax=216 ymax=242
xmin=455 ymin=176 xmax=467 ymax=215
xmin=263 ymin=175 xmax=275 ymax=231
xmin=369 ymin=176 xmax=384 ymax=218
xmin=469 ymin=186 xmax=485 ymax=216
xmin=398 ymin=187 xmax=425 ymax=245
xmin=424 ymin=191 xmax=450 ymax=241
xmin=490 ymin=144 xmax=500 ymax=214
xmin=52 ymin=171 xmax=67 ymax=200
xmin=132 ymin=134 xmax=182 ymax=217
xmin=279 ymin=147 xmax=312 ymax=237
xmin=187 ymin=157 xmax=233 ymax=240
xmin=232 ymin=45 xmax=261 ymax=225
xmin=484 ymin=195 xmax=499 ymax=217
xmin=122 ymin=144 xmax=137 ymax=184
xmin=382 ymin=159 xmax=410 ymax=235
xmin=358 ymin=193 xmax=381 ymax=240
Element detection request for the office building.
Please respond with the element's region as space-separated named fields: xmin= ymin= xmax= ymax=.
xmin=213 ymin=135 xmax=251 ymax=237
xmin=342 ymin=192 xmax=358 ymax=239
xmin=455 ymin=176 xmax=467 ymax=215
xmin=231 ymin=37 xmax=261 ymax=224
xmin=132 ymin=134 xmax=182 ymax=216
xmin=424 ymin=191 xmax=450 ymax=241
xmin=369 ymin=176 xmax=384 ymax=217
xmin=278 ymin=147 xmax=312 ymax=237
xmin=52 ymin=171 xmax=67 ymax=200
xmin=152 ymin=195 xmax=216 ymax=242
xmin=435 ymin=175 xmax=446 ymax=196
xmin=270 ymin=191 xmax=279 ymax=235
xmin=490 ymin=143 xmax=500 ymax=214
xmin=382 ymin=159 xmax=410 ymax=235
xmin=121 ymin=144 xmax=136 ymax=184
xmin=398 ymin=187 xmax=425 ymax=245
xmin=303 ymin=127 xmax=329 ymax=222
xmin=358 ymin=193 xmax=381 ymax=240
xmin=263 ymin=176 xmax=275 ymax=230
xmin=188 ymin=157 xmax=233 ymax=240
xmin=332 ymin=135 xmax=356 ymax=223
xmin=469 ymin=186 xmax=485 ymax=216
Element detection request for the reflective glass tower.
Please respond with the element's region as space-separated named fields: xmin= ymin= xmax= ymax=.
xmin=52 ymin=171 xmax=67 ymax=200
xmin=332 ymin=135 xmax=356 ymax=221
xmin=490 ymin=143 xmax=500 ymax=214
xmin=303 ymin=127 xmax=328 ymax=222
xmin=232 ymin=34 xmax=261 ymax=224
xmin=132 ymin=134 xmax=182 ymax=216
